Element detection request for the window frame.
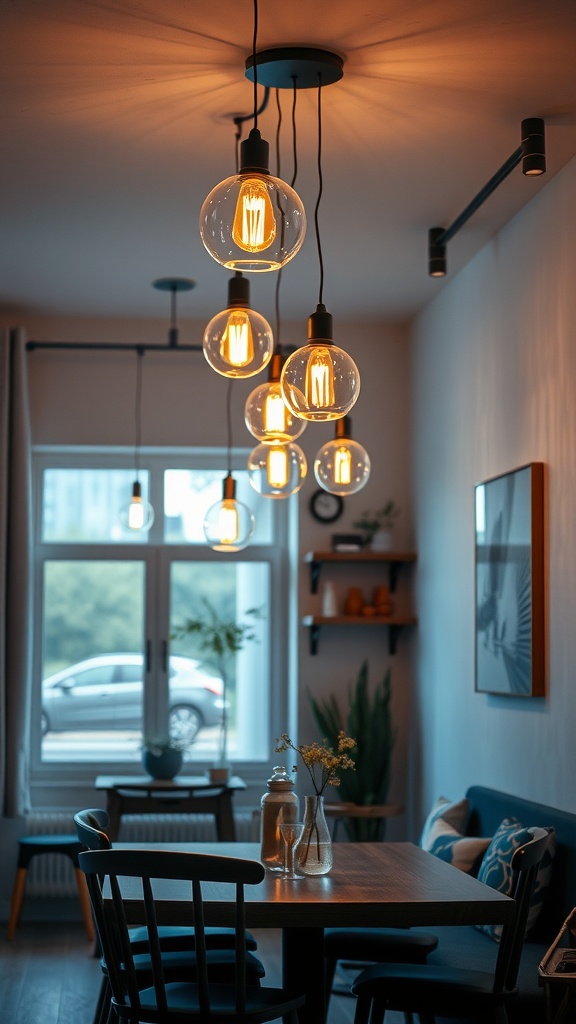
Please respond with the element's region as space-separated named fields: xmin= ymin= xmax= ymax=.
xmin=30 ymin=446 xmax=298 ymax=803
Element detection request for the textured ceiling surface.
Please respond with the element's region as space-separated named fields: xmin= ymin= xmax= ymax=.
xmin=1 ymin=0 xmax=575 ymax=324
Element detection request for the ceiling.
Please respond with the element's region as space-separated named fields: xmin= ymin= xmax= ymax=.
xmin=1 ymin=0 xmax=576 ymax=327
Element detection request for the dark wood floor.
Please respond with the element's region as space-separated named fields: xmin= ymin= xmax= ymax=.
xmin=0 ymin=920 xmax=406 ymax=1024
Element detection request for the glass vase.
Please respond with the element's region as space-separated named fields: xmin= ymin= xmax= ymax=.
xmin=296 ymin=795 xmax=333 ymax=876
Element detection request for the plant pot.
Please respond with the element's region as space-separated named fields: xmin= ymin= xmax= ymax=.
xmin=370 ymin=529 xmax=394 ymax=552
xmin=142 ymin=748 xmax=183 ymax=780
xmin=209 ymin=764 xmax=231 ymax=784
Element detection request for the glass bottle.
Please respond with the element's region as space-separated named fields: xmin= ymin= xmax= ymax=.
xmin=260 ymin=765 xmax=299 ymax=872
xmin=296 ymin=795 xmax=333 ymax=875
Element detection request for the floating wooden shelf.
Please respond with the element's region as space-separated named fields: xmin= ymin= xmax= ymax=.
xmin=302 ymin=613 xmax=418 ymax=655
xmin=304 ymin=550 xmax=417 ymax=594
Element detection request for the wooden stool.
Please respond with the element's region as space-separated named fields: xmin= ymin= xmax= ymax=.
xmin=6 ymin=834 xmax=95 ymax=941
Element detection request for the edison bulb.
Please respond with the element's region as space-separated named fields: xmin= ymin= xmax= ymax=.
xmin=199 ymin=130 xmax=306 ymax=272
xmin=119 ymin=481 xmax=154 ymax=533
xmin=280 ymin=304 xmax=360 ymax=421
xmin=232 ymin=177 xmax=277 ymax=252
xmin=245 ymin=380 xmax=306 ymax=443
xmin=203 ymin=497 xmax=254 ymax=551
xmin=220 ymin=311 xmax=254 ymax=367
xmin=248 ymin=442 xmax=307 ymax=499
xmin=203 ymin=276 xmax=273 ymax=378
xmin=314 ymin=438 xmax=371 ymax=496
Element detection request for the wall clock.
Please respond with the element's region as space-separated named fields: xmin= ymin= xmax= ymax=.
xmin=309 ymin=489 xmax=344 ymax=524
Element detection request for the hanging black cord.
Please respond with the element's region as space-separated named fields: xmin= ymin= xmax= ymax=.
xmin=291 ymin=78 xmax=298 ymax=189
xmin=252 ymin=0 xmax=259 ymax=129
xmin=134 ymin=348 xmax=144 ymax=480
xmin=226 ymin=379 xmax=234 ymax=475
xmin=315 ymin=74 xmax=325 ymax=306
xmin=274 ymin=80 xmax=299 ymax=348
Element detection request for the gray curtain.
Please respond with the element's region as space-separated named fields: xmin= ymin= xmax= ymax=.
xmin=0 ymin=328 xmax=33 ymax=816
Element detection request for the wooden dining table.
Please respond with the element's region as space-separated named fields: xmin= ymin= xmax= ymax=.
xmin=112 ymin=839 xmax=514 ymax=1024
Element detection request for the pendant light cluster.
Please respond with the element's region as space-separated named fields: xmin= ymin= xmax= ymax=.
xmin=198 ymin=0 xmax=369 ymax=548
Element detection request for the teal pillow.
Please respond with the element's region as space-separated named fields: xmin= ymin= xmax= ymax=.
xmin=427 ymin=818 xmax=490 ymax=874
xmin=476 ymin=817 xmax=556 ymax=942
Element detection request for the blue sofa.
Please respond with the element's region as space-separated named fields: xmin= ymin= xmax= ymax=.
xmin=422 ymin=786 xmax=576 ymax=1023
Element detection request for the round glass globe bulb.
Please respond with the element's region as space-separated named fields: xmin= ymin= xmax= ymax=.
xmin=119 ymin=483 xmax=155 ymax=532
xmin=314 ymin=438 xmax=371 ymax=496
xmin=203 ymin=305 xmax=273 ymax=378
xmin=281 ymin=343 xmax=360 ymax=421
xmin=203 ymin=497 xmax=255 ymax=552
xmin=245 ymin=380 xmax=307 ymax=442
xmin=248 ymin=442 xmax=307 ymax=499
xmin=200 ymin=172 xmax=306 ymax=273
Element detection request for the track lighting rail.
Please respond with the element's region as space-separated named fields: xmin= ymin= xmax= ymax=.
xmin=26 ymin=340 xmax=202 ymax=353
xmin=428 ymin=117 xmax=545 ymax=277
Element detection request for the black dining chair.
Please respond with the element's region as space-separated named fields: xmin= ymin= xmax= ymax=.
xmin=79 ymin=846 xmax=305 ymax=1024
xmin=74 ymin=808 xmax=262 ymax=1024
xmin=350 ymin=826 xmax=549 ymax=1024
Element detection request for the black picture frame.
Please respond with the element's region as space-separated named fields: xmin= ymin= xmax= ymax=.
xmin=474 ymin=463 xmax=545 ymax=697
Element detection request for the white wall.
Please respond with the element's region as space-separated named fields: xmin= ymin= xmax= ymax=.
xmin=411 ymin=155 xmax=576 ymax=830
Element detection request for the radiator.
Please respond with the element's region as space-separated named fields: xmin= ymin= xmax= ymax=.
xmin=24 ymin=809 xmax=259 ymax=897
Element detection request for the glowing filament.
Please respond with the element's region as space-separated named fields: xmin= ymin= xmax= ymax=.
xmin=263 ymin=389 xmax=289 ymax=434
xmin=334 ymin=445 xmax=352 ymax=485
xmin=221 ymin=312 xmax=254 ymax=367
xmin=305 ymin=347 xmax=336 ymax=409
xmin=128 ymin=497 xmax=144 ymax=530
xmin=218 ymin=501 xmax=239 ymax=544
xmin=232 ymin=177 xmax=277 ymax=253
xmin=267 ymin=446 xmax=289 ymax=488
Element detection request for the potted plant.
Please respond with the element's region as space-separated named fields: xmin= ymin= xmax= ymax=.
xmin=353 ymin=500 xmax=399 ymax=551
xmin=142 ymin=736 xmax=187 ymax=780
xmin=172 ymin=599 xmax=263 ymax=782
xmin=309 ymin=660 xmax=396 ymax=841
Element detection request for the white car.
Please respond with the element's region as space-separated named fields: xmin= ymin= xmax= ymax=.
xmin=41 ymin=653 xmax=224 ymax=744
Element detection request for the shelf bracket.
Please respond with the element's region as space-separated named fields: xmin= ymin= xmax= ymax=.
xmin=389 ymin=625 xmax=402 ymax=655
xmin=389 ymin=563 xmax=400 ymax=594
xmin=309 ymin=559 xmax=322 ymax=594
xmin=309 ymin=622 xmax=321 ymax=656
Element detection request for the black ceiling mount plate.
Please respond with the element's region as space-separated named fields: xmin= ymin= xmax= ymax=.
xmin=152 ymin=278 xmax=196 ymax=292
xmin=245 ymin=47 xmax=344 ymax=89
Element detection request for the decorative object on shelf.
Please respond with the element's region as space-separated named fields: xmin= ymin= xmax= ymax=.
xmin=309 ymin=488 xmax=344 ymax=524
xmin=331 ymin=533 xmax=364 ymax=552
xmin=199 ymin=1 xmax=307 ymax=273
xmin=172 ymin=599 xmax=263 ymax=777
xmin=203 ymin=272 xmax=274 ymax=378
xmin=142 ymin=738 xmax=185 ymax=780
xmin=119 ymin=348 xmax=155 ymax=533
xmin=373 ymin=585 xmax=393 ymax=617
xmin=203 ymin=383 xmax=255 ymax=551
xmin=309 ymin=661 xmax=396 ymax=841
xmin=314 ymin=416 xmax=371 ymax=496
xmin=260 ymin=765 xmax=299 ymax=873
xmin=280 ymin=80 xmax=360 ymax=422
xmin=353 ymin=501 xmax=400 ymax=550
xmin=344 ymin=587 xmax=364 ymax=616
xmin=475 ymin=462 xmax=545 ymax=697
xmin=322 ymin=580 xmax=338 ymax=616
xmin=275 ymin=730 xmax=356 ymax=875
xmin=248 ymin=440 xmax=307 ymax=498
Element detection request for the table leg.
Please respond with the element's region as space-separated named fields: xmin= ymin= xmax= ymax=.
xmin=215 ymin=792 xmax=237 ymax=841
xmin=283 ymin=926 xmax=325 ymax=1024
xmin=105 ymin=792 xmax=122 ymax=841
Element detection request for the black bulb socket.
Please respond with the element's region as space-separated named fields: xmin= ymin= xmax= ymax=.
xmin=308 ymin=303 xmax=333 ymax=344
xmin=222 ymin=473 xmax=236 ymax=501
xmin=228 ymin=272 xmax=250 ymax=309
xmin=428 ymin=227 xmax=447 ymax=277
xmin=240 ymin=128 xmax=271 ymax=175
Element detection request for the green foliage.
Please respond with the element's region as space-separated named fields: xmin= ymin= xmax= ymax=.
xmin=309 ymin=661 xmax=395 ymax=841
xmin=352 ymin=501 xmax=399 ymax=539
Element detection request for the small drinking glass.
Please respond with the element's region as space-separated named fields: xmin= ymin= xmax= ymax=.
xmin=279 ymin=822 xmax=304 ymax=879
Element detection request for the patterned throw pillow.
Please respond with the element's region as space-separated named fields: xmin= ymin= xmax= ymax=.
xmin=420 ymin=795 xmax=469 ymax=850
xmin=475 ymin=817 xmax=556 ymax=942
xmin=427 ymin=817 xmax=491 ymax=874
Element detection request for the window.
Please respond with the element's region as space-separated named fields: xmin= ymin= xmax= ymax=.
xmin=32 ymin=448 xmax=295 ymax=778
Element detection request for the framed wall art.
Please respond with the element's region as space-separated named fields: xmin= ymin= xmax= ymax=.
xmin=475 ymin=462 xmax=545 ymax=697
